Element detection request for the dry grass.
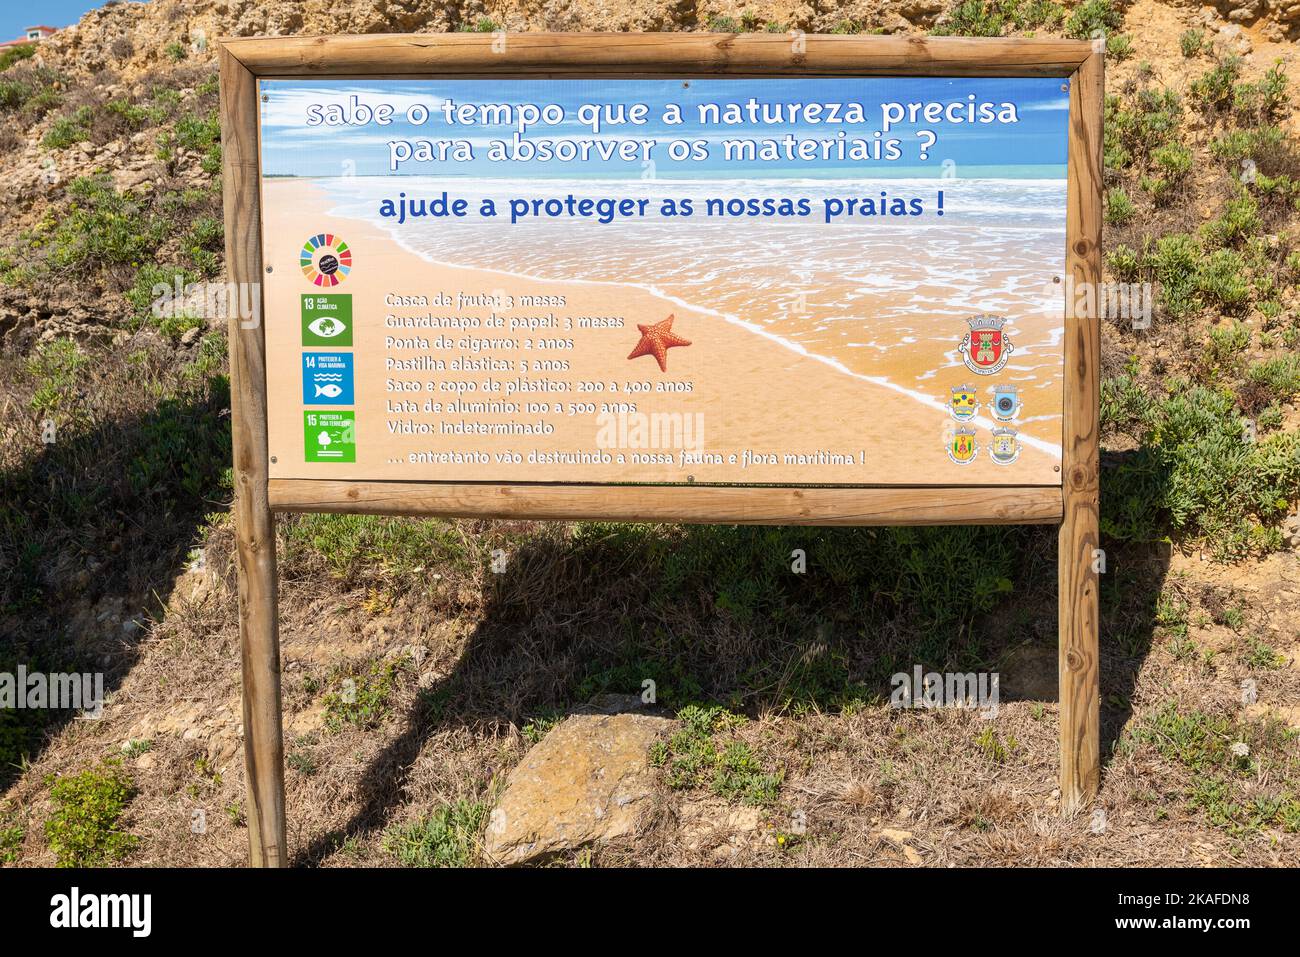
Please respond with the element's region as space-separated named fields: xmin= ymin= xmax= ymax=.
xmin=3 ymin=511 xmax=1298 ymax=868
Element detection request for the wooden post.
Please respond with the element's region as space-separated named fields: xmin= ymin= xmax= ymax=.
xmin=220 ymin=44 xmax=287 ymax=866
xmin=1059 ymin=47 xmax=1104 ymax=813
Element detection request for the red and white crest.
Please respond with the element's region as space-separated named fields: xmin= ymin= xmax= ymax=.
xmin=958 ymin=315 xmax=1014 ymax=374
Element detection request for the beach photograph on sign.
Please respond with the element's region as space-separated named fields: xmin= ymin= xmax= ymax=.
xmin=259 ymin=78 xmax=1068 ymax=485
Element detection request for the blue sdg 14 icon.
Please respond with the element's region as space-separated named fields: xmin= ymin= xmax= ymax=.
xmin=302 ymin=352 xmax=354 ymax=405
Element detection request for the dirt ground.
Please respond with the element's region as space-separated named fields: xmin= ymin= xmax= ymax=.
xmin=1 ymin=515 xmax=1297 ymax=867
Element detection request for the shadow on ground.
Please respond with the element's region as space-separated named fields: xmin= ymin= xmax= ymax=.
xmin=0 ymin=383 xmax=231 ymax=790
xmin=290 ymin=510 xmax=1175 ymax=866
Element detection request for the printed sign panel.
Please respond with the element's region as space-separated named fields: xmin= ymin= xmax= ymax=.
xmin=259 ymin=77 xmax=1068 ymax=485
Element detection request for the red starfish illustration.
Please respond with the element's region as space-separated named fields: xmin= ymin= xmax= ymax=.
xmin=627 ymin=314 xmax=691 ymax=372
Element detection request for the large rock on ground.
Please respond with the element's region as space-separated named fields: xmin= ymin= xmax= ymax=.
xmin=485 ymin=711 xmax=672 ymax=865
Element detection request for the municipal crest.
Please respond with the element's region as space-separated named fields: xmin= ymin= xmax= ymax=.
xmin=948 ymin=427 xmax=978 ymax=465
xmin=991 ymin=384 xmax=1021 ymax=421
xmin=959 ymin=315 xmax=1013 ymax=375
xmin=948 ymin=384 xmax=979 ymax=421
xmin=990 ymin=427 xmax=1021 ymax=465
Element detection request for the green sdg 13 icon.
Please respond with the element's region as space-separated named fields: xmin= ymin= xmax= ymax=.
xmin=304 ymin=410 xmax=355 ymax=463
xmin=301 ymin=294 xmax=353 ymax=346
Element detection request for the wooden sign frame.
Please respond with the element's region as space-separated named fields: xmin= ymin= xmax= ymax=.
xmin=218 ymin=32 xmax=1102 ymax=867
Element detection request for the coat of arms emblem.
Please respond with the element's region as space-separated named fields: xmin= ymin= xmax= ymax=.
xmin=990 ymin=427 xmax=1021 ymax=465
xmin=948 ymin=426 xmax=978 ymax=465
xmin=991 ymin=384 xmax=1021 ymax=421
xmin=948 ymin=385 xmax=979 ymax=421
xmin=959 ymin=315 xmax=1013 ymax=375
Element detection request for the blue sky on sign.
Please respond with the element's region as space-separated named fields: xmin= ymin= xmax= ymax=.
xmin=0 ymin=1 xmax=129 ymax=40
xmin=260 ymin=77 xmax=1069 ymax=180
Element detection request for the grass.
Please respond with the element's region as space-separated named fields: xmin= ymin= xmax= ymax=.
xmin=26 ymin=337 xmax=90 ymax=417
xmin=287 ymin=746 xmax=318 ymax=775
xmin=705 ymin=11 xmax=792 ymax=33
xmin=1188 ymin=778 xmax=1300 ymax=836
xmin=124 ymin=262 xmax=202 ymax=335
xmin=454 ymin=17 xmax=499 ymax=33
xmin=1106 ymin=34 xmax=1133 ymax=62
xmin=1131 ymin=703 xmax=1300 ymax=836
xmin=1179 ymin=29 xmax=1205 ymax=58
xmin=1245 ymin=355 xmax=1300 ymax=406
xmin=1102 ymin=381 xmax=1300 ymax=556
xmin=1242 ymin=638 xmax=1283 ymax=670
xmin=930 ymin=0 xmax=1065 ymax=37
xmin=1065 ymin=0 xmax=1121 ymax=39
xmin=382 ymin=800 xmax=489 ymax=866
xmin=574 ymin=658 xmax=705 ymax=711
xmin=577 ymin=522 xmax=1018 ymax=633
xmin=974 ymin=726 xmax=1019 ymax=763
xmin=3 ymin=175 xmax=163 ymax=285
xmin=166 ymin=109 xmax=222 ymax=175
xmin=1190 ymin=55 xmax=1242 ymax=114
xmin=1203 ymin=194 xmax=1261 ymax=249
xmin=0 ymin=43 xmax=35 ymax=72
xmin=280 ymin=514 xmax=472 ymax=588
xmin=521 ymin=712 xmax=562 ymax=745
xmin=44 ymin=761 xmax=138 ymax=866
xmin=1105 ymin=187 xmax=1135 ymax=226
xmin=1104 ymin=85 xmax=1182 ymax=173
xmin=1097 ymin=50 xmax=1300 ymax=561
xmin=650 ymin=704 xmax=783 ymax=806
xmin=3 ymin=171 xmax=226 ymax=332
xmin=1134 ymin=702 xmax=1241 ymax=771
xmin=0 ymin=333 xmax=232 ymax=620
xmin=0 ymin=63 xmax=61 ymax=118
xmin=0 ymin=704 xmax=49 ymax=789
xmin=322 ymin=658 xmax=407 ymax=731
xmin=2 ymin=75 xmax=223 ymax=323
xmin=542 ymin=520 xmax=1029 ymax=719
xmin=121 ymin=739 xmax=153 ymax=759
xmin=0 ymin=817 xmax=22 ymax=863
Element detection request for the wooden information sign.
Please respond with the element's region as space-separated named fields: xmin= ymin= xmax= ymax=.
xmin=218 ymin=32 xmax=1102 ymax=867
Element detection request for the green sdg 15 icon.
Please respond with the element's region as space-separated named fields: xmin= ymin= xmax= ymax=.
xmin=301 ymin=294 xmax=353 ymax=346
xmin=304 ymin=410 xmax=355 ymax=463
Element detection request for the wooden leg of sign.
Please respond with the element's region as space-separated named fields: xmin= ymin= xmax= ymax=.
xmin=221 ymin=44 xmax=287 ymax=865
xmin=1059 ymin=48 xmax=1104 ymax=814
xmin=234 ymin=486 xmax=286 ymax=866
xmin=1058 ymin=504 xmax=1099 ymax=812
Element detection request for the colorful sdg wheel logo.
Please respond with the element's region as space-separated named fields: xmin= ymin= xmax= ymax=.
xmin=300 ymin=234 xmax=352 ymax=287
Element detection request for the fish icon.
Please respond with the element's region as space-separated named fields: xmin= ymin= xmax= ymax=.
xmin=308 ymin=316 xmax=344 ymax=338
xmin=314 ymin=383 xmax=344 ymax=398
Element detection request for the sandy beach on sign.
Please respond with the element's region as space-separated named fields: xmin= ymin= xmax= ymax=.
xmin=261 ymin=178 xmax=1061 ymax=485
